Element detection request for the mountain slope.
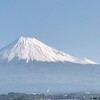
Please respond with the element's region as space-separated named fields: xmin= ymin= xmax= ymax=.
xmin=0 ymin=61 xmax=100 ymax=93
xmin=0 ymin=37 xmax=97 ymax=64
xmin=0 ymin=36 xmax=99 ymax=93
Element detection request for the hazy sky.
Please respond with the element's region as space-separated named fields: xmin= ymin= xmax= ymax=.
xmin=0 ymin=0 xmax=100 ymax=63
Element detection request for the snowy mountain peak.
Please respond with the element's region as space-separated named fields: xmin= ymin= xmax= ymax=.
xmin=0 ymin=37 xmax=97 ymax=64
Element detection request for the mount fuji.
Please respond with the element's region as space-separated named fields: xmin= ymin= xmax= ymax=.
xmin=0 ymin=37 xmax=99 ymax=94
xmin=0 ymin=37 xmax=96 ymax=64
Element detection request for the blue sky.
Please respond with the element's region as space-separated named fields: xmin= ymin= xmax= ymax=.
xmin=0 ymin=0 xmax=100 ymax=63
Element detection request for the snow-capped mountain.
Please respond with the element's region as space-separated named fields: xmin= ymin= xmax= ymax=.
xmin=0 ymin=37 xmax=96 ymax=64
xmin=0 ymin=37 xmax=99 ymax=94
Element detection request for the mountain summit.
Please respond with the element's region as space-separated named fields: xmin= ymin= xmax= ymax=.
xmin=0 ymin=37 xmax=96 ymax=64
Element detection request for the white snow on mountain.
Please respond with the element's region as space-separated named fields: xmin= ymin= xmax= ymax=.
xmin=0 ymin=37 xmax=97 ymax=64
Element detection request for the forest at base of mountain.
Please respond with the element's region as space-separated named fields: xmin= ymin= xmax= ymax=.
xmin=0 ymin=92 xmax=100 ymax=100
